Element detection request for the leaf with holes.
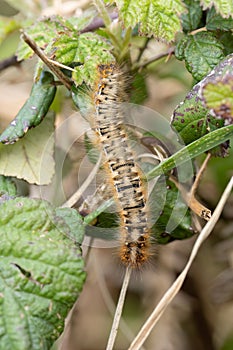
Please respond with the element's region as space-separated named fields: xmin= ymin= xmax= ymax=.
xmin=201 ymin=54 xmax=233 ymax=124
xmin=171 ymin=54 xmax=233 ymax=157
xmin=0 ymin=113 xmax=55 ymax=185
xmin=51 ymin=32 xmax=114 ymax=86
xmin=172 ymin=91 xmax=225 ymax=145
xmin=17 ymin=16 xmax=72 ymax=61
xmin=0 ymin=197 xmax=86 ymax=350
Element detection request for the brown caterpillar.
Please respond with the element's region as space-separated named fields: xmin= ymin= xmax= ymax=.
xmin=92 ymin=63 xmax=151 ymax=268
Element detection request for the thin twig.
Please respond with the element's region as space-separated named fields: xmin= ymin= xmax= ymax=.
xmin=133 ymin=47 xmax=175 ymax=71
xmin=190 ymin=27 xmax=207 ymax=35
xmin=128 ymin=176 xmax=233 ymax=350
xmin=136 ymin=38 xmax=150 ymax=63
xmin=93 ymin=252 xmax=141 ymax=346
xmin=106 ymin=267 xmax=132 ymax=350
xmin=62 ymin=154 xmax=102 ymax=208
xmin=171 ymin=153 xmax=212 ymax=220
xmin=22 ymin=31 xmax=73 ymax=90
xmin=0 ymin=55 xmax=21 ymax=71
xmin=190 ymin=153 xmax=211 ymax=198
xmin=81 ymin=11 xmax=118 ymax=33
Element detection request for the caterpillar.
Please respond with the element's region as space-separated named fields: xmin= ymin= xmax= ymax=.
xmin=92 ymin=63 xmax=151 ymax=268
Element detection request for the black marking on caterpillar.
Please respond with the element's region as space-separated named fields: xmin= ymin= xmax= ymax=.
xmin=93 ymin=63 xmax=151 ymax=268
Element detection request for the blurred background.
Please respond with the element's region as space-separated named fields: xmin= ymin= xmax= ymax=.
xmin=1 ymin=1 xmax=233 ymax=349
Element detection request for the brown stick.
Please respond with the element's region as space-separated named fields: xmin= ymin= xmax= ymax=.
xmin=22 ymin=32 xmax=73 ymax=90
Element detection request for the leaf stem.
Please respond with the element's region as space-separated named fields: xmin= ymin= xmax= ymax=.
xmin=133 ymin=47 xmax=175 ymax=71
xmin=93 ymin=0 xmax=112 ymax=28
xmin=62 ymin=154 xmax=102 ymax=208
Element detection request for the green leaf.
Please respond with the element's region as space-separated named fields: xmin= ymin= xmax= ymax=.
xmin=181 ymin=0 xmax=203 ymax=32
xmin=16 ymin=16 xmax=72 ymax=61
xmin=150 ymin=179 xmax=194 ymax=244
xmin=201 ymin=54 xmax=233 ymax=123
xmin=0 ymin=113 xmax=55 ymax=185
xmin=201 ymin=0 xmax=233 ymax=18
xmin=0 ymin=71 xmax=56 ymax=144
xmin=55 ymin=207 xmax=85 ymax=244
xmin=71 ymin=85 xmax=91 ymax=118
xmin=218 ymin=32 xmax=233 ymax=55
xmin=0 ymin=176 xmax=17 ymax=197
xmin=172 ymin=91 xmax=224 ymax=145
xmin=0 ymin=197 xmax=86 ymax=350
xmin=147 ymin=124 xmax=233 ymax=180
xmin=52 ymin=32 xmax=114 ymax=86
xmin=175 ymin=36 xmax=188 ymax=60
xmin=206 ymin=6 xmax=233 ymax=31
xmin=173 ymin=54 xmax=233 ymax=123
xmin=115 ymin=0 xmax=185 ymax=42
xmin=203 ymin=82 xmax=233 ymax=115
xmin=172 ymin=54 xmax=233 ymax=156
xmin=175 ymin=32 xmax=225 ymax=81
xmin=66 ymin=9 xmax=97 ymax=31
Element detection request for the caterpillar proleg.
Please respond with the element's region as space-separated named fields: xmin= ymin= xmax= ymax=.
xmin=93 ymin=63 xmax=151 ymax=268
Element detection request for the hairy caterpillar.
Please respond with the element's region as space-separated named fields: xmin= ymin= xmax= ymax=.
xmin=92 ymin=63 xmax=151 ymax=268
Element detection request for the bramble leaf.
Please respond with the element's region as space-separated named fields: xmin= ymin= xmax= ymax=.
xmin=51 ymin=32 xmax=114 ymax=86
xmin=172 ymin=92 xmax=224 ymax=145
xmin=175 ymin=32 xmax=225 ymax=81
xmin=206 ymin=6 xmax=233 ymax=31
xmin=55 ymin=207 xmax=85 ymax=244
xmin=0 ymin=113 xmax=55 ymax=185
xmin=115 ymin=0 xmax=184 ymax=42
xmin=17 ymin=17 xmax=71 ymax=61
xmin=17 ymin=16 xmax=114 ymax=87
xmin=175 ymin=36 xmax=188 ymax=60
xmin=0 ymin=197 xmax=86 ymax=350
xmin=16 ymin=13 xmax=96 ymax=61
xmin=181 ymin=0 xmax=203 ymax=32
xmin=0 ymin=71 xmax=56 ymax=144
xmin=67 ymin=9 xmax=97 ymax=31
xmin=172 ymin=54 xmax=233 ymax=156
xmin=218 ymin=32 xmax=233 ymax=55
xmin=201 ymin=0 xmax=233 ymax=18
xmin=202 ymin=54 xmax=233 ymax=123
